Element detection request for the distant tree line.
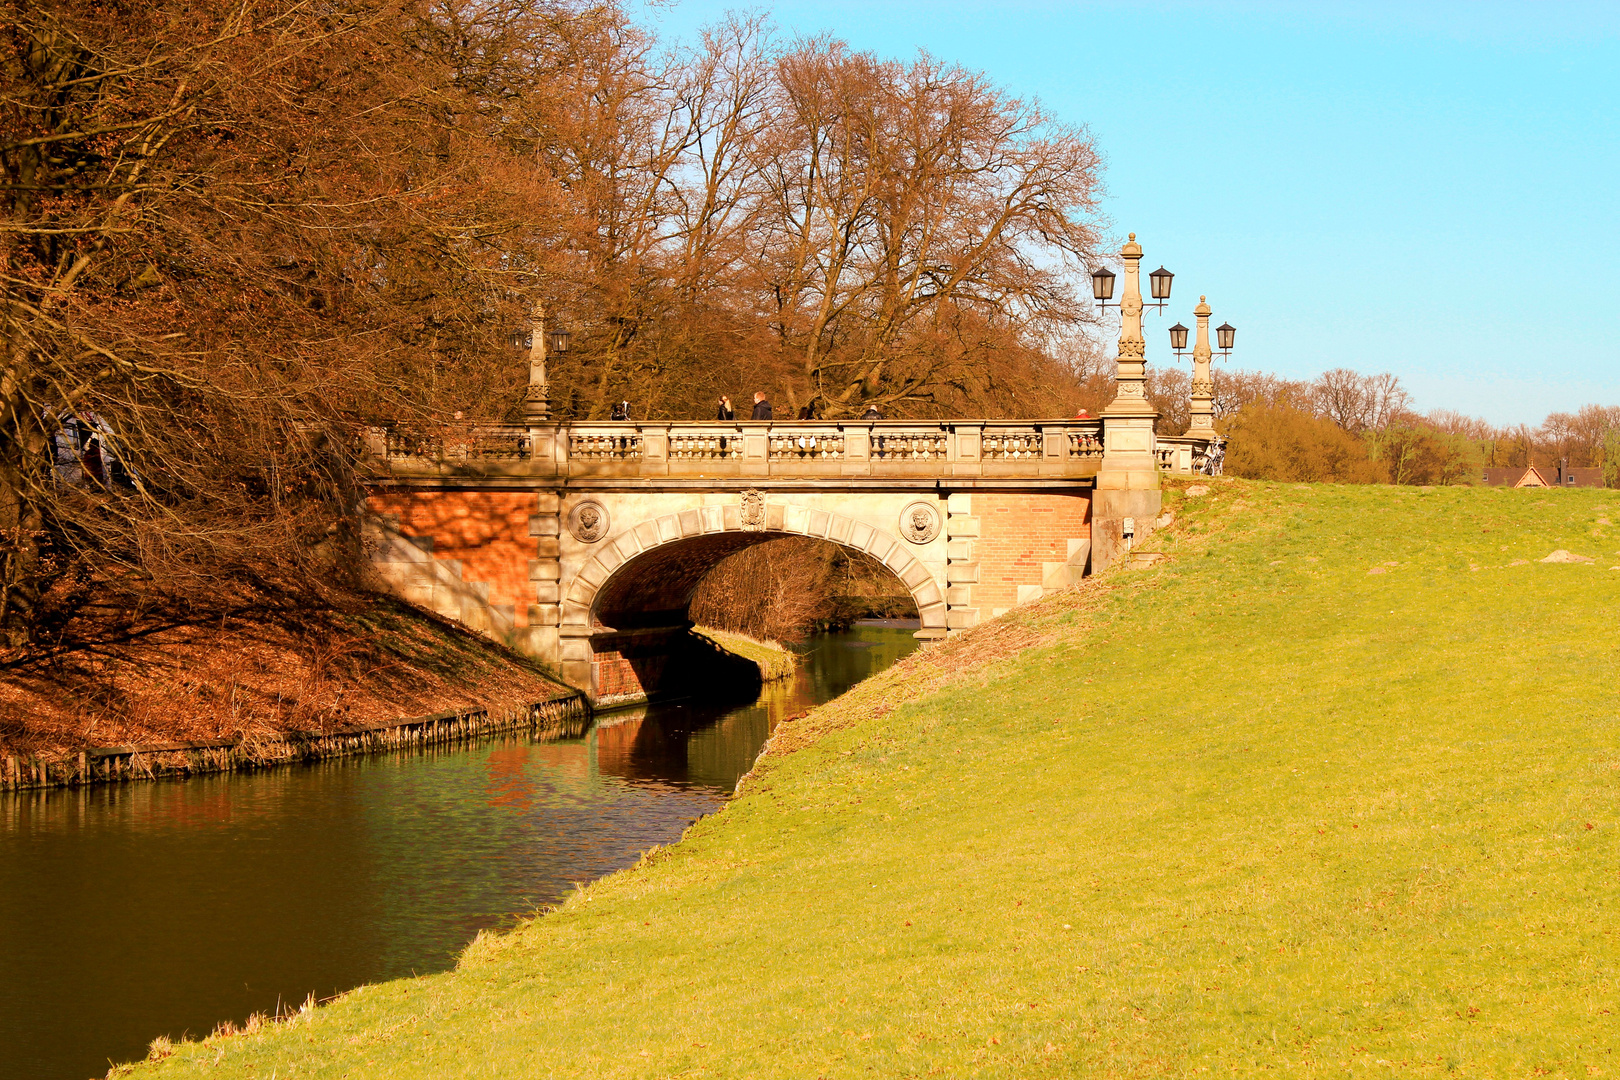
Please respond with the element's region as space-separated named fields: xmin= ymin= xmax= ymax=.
xmin=1193 ymin=367 xmax=1620 ymax=487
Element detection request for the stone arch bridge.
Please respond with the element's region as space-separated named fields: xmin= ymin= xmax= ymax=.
xmin=365 ymin=419 xmax=1209 ymax=705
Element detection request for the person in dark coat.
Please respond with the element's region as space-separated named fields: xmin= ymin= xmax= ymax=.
xmin=610 ymin=400 xmax=630 ymax=421
xmin=862 ymin=405 xmax=882 ymax=420
xmin=716 ymin=396 xmax=734 ymax=421
xmin=750 ymin=391 xmax=772 ymax=421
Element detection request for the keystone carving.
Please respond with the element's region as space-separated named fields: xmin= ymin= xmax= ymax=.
xmin=900 ymin=500 xmax=941 ymax=544
xmin=569 ymin=499 xmax=609 ymax=542
xmin=739 ymin=488 xmax=767 ymax=532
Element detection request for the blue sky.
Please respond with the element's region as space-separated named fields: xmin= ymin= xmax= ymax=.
xmin=639 ymin=1 xmax=1620 ymax=425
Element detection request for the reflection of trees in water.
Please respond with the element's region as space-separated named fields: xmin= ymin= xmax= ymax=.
xmin=591 ymin=627 xmax=921 ymax=793
xmin=591 ymin=705 xmax=771 ymax=793
xmin=1 ymin=628 xmax=923 ymax=1080
xmin=797 ymin=628 xmax=922 ymax=704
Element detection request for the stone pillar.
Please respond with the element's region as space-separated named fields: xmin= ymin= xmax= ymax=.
xmin=1186 ymin=295 xmax=1217 ymax=440
xmin=1093 ymin=233 xmax=1162 ymax=572
xmin=520 ymin=491 xmax=564 ymax=674
xmin=523 ymin=304 xmax=551 ymax=423
xmin=944 ymin=493 xmax=980 ymax=632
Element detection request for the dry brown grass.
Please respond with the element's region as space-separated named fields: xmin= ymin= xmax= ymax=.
xmin=0 ymin=597 xmax=569 ymax=756
xmin=690 ymin=627 xmax=800 ymax=682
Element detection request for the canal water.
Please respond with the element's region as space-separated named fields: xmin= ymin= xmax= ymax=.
xmin=0 ymin=624 xmax=919 ymax=1080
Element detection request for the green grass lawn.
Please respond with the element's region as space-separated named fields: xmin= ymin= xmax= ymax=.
xmin=132 ymin=480 xmax=1620 ymax=1078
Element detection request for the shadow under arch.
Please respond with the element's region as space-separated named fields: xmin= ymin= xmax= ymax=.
xmin=564 ymin=502 xmax=947 ymax=634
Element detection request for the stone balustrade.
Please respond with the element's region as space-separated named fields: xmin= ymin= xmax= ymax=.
xmin=1155 ymin=434 xmax=1222 ymax=476
xmin=368 ymin=419 xmax=1216 ymax=481
xmin=371 ymin=419 xmax=1122 ymax=481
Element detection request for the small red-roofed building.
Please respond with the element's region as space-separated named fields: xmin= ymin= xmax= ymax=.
xmin=1481 ymin=464 xmax=1607 ymax=488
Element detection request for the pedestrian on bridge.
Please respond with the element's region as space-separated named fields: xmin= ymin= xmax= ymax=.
xmin=751 ymin=392 xmax=772 ymax=421
xmin=716 ymin=396 xmax=734 ymax=421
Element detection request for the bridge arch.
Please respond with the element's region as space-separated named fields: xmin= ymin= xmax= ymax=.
xmin=561 ymin=501 xmax=948 ymax=634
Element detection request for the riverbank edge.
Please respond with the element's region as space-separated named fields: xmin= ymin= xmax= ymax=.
xmin=121 ymin=543 xmax=1119 ymax=1077
xmin=124 ymin=481 xmax=1620 ymax=1078
xmin=690 ymin=627 xmax=800 ymax=682
xmin=0 ymin=693 xmax=591 ymax=793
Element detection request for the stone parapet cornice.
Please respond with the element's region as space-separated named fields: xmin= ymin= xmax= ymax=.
xmin=365 ymin=419 xmax=1111 ymax=484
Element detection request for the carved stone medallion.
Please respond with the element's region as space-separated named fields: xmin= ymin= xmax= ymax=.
xmin=739 ymin=488 xmax=767 ymax=532
xmin=569 ymin=499 xmax=609 ymax=543
xmin=899 ymin=500 xmax=941 ymax=544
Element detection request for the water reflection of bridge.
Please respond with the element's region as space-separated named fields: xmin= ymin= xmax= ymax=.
xmin=591 ymin=625 xmax=921 ymax=789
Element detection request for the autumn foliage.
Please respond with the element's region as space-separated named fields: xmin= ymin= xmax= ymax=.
xmin=1223 ymin=405 xmax=1387 ymax=484
xmin=1 ymin=0 xmax=1111 ymax=649
xmin=1214 ymin=367 xmax=1620 ymax=486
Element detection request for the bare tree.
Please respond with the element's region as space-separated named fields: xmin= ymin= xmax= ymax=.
xmin=1312 ymin=368 xmax=1410 ymax=433
xmin=1146 ymin=366 xmax=1190 ymax=435
xmin=1313 ymin=368 xmax=1374 ymax=431
xmin=0 ymin=0 xmax=582 ymax=648
xmin=1362 ymin=373 xmax=1411 ymax=432
xmin=746 ymin=40 xmax=1106 ymax=418
xmin=1211 ymin=369 xmax=1313 ymax=422
xmin=1542 ymin=404 xmax=1620 ymax=468
xmin=688 ymin=537 xmax=836 ymax=640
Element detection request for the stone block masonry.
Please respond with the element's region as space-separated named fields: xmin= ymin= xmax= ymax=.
xmin=362 ymin=414 xmax=1203 ymax=694
xmin=369 ymin=491 xmax=541 ymax=629
xmin=591 ymin=630 xmax=672 ymax=706
xmin=944 ymin=491 xmax=1091 ymax=626
xmin=365 ymin=481 xmax=1091 ymax=699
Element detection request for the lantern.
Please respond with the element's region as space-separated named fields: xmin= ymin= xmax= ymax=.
xmin=1169 ymin=323 xmax=1189 ymax=351
xmin=1216 ymin=322 xmax=1235 ymax=352
xmin=1148 ymin=265 xmax=1174 ymax=301
xmin=1090 ymin=266 xmax=1116 ymax=302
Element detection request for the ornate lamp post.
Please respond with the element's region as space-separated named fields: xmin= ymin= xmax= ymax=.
xmin=1091 ymin=232 xmax=1169 ymax=571
xmin=1091 ymin=261 xmax=1173 ymax=315
xmin=1186 ymin=296 xmax=1215 ymax=439
xmin=1184 ymin=297 xmax=1233 ymax=440
xmin=1093 ymin=233 xmax=1170 ymax=418
xmin=523 ymin=307 xmax=569 ymax=423
xmin=1168 ymin=321 xmax=1189 ymax=358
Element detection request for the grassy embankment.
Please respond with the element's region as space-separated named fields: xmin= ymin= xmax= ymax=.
xmin=132 ymin=480 xmax=1620 ymax=1077
xmin=0 ymin=597 xmax=572 ymax=757
xmin=693 ymin=627 xmax=800 ymax=682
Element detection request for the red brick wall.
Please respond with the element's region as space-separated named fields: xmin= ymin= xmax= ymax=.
xmin=593 ymin=651 xmax=661 ymax=701
xmin=590 ymin=630 xmax=680 ymax=703
xmin=971 ymin=492 xmax=1090 ymax=609
xmin=369 ymin=491 xmax=536 ymax=626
